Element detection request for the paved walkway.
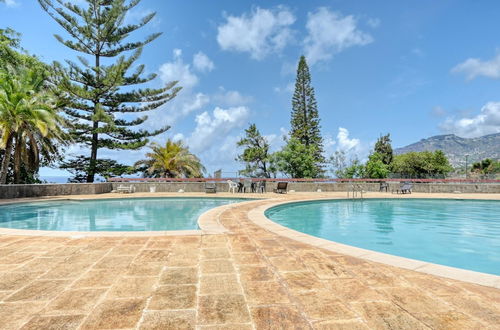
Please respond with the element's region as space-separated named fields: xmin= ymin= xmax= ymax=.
xmin=0 ymin=194 xmax=499 ymax=329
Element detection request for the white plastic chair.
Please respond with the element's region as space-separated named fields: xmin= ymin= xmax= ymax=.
xmin=227 ymin=180 xmax=238 ymax=193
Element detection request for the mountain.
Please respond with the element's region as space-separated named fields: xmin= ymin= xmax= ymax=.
xmin=394 ymin=133 xmax=500 ymax=167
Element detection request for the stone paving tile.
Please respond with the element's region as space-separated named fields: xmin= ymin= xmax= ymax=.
xmin=294 ymin=291 xmax=356 ymax=321
xmin=198 ymin=325 xmax=253 ymax=330
xmin=72 ymin=269 xmax=122 ymax=288
xmin=107 ymin=276 xmax=157 ymax=298
xmin=139 ymin=310 xmax=195 ymax=329
xmin=0 ymin=271 xmax=43 ymax=291
xmin=20 ymin=314 xmax=85 ymax=330
xmin=198 ymin=294 xmax=250 ymax=325
xmin=200 ymin=259 xmax=235 ymax=274
xmin=351 ymin=301 xmax=429 ymax=329
xmin=42 ymin=288 xmax=106 ymax=315
xmin=200 ymin=274 xmax=242 ymax=295
xmin=238 ymin=265 xmax=275 ymax=282
xmin=241 ymin=280 xmax=290 ymax=305
xmin=251 ymin=305 xmax=312 ymax=329
xmin=149 ymin=284 xmax=196 ymax=310
xmin=0 ymin=193 xmax=499 ymax=329
xmin=80 ymin=298 xmax=146 ymax=329
xmin=160 ymin=267 xmax=197 ymax=285
xmin=313 ymin=319 xmax=370 ymax=329
xmin=0 ymin=302 xmax=46 ymax=330
xmin=5 ymin=280 xmax=70 ymax=302
xmin=126 ymin=262 xmax=164 ymax=276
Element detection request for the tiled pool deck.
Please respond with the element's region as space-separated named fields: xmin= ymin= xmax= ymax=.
xmin=0 ymin=192 xmax=499 ymax=329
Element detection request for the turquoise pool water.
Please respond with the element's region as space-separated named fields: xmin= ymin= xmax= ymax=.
xmin=266 ymin=199 xmax=500 ymax=275
xmin=0 ymin=198 xmax=248 ymax=231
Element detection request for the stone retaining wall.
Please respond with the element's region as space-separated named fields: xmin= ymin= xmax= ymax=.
xmin=1 ymin=181 xmax=499 ymax=199
xmin=0 ymin=183 xmax=112 ymax=199
xmin=110 ymin=182 xmax=500 ymax=194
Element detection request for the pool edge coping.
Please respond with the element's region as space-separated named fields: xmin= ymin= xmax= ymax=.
xmin=248 ymin=196 xmax=500 ymax=289
xmin=0 ymin=195 xmax=266 ymax=237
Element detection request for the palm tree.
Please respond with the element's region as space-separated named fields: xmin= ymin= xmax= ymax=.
xmin=135 ymin=140 xmax=205 ymax=178
xmin=0 ymin=66 xmax=67 ymax=184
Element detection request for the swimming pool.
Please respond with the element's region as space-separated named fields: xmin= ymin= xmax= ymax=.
xmin=265 ymin=199 xmax=500 ymax=275
xmin=0 ymin=197 xmax=248 ymax=231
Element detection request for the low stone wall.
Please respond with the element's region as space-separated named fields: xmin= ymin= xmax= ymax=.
xmin=1 ymin=181 xmax=499 ymax=199
xmin=111 ymin=182 xmax=500 ymax=194
xmin=0 ymin=183 xmax=112 ymax=199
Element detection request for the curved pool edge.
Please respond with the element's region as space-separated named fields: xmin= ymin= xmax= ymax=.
xmin=248 ymin=197 xmax=500 ymax=289
xmin=0 ymin=195 xmax=266 ymax=237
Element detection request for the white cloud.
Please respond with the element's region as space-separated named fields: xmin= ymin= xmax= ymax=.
xmin=452 ymin=53 xmax=500 ymax=80
xmin=367 ymin=18 xmax=381 ymax=28
xmin=2 ymin=0 xmax=18 ymax=7
xmin=336 ymin=127 xmax=361 ymax=152
xmin=217 ymin=6 xmax=295 ymax=60
xmin=439 ymin=102 xmax=500 ymax=137
xmin=304 ymin=7 xmax=373 ymax=64
xmin=168 ymin=93 xmax=210 ymax=122
xmin=150 ymin=49 xmax=213 ymax=130
xmin=159 ymin=49 xmax=199 ymax=89
xmin=172 ymin=133 xmax=185 ymax=142
xmin=193 ymin=52 xmax=215 ymax=73
xmin=213 ymin=87 xmax=253 ymax=106
xmin=187 ymin=106 xmax=250 ymax=153
xmin=124 ymin=8 xmax=160 ymax=27
xmin=274 ymin=82 xmax=295 ymax=94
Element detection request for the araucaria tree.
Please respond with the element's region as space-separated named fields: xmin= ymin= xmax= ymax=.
xmin=374 ymin=133 xmax=393 ymax=165
xmin=290 ymin=55 xmax=324 ymax=166
xmin=39 ymin=0 xmax=181 ymax=182
xmin=236 ymin=123 xmax=273 ymax=178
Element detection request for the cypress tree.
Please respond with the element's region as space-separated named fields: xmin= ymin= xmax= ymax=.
xmin=38 ymin=0 xmax=181 ymax=182
xmin=290 ymin=55 xmax=324 ymax=164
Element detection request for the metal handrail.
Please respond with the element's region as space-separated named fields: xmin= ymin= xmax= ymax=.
xmin=348 ymin=184 xmax=364 ymax=199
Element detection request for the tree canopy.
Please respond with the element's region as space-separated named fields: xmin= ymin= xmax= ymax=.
xmin=391 ymin=150 xmax=453 ymax=178
xmin=274 ymin=137 xmax=321 ymax=178
xmin=236 ymin=123 xmax=274 ymax=178
xmin=39 ymin=0 xmax=181 ymax=182
xmin=374 ymin=133 xmax=393 ymax=165
xmin=0 ymin=29 xmax=67 ymax=184
xmin=135 ymin=140 xmax=205 ymax=178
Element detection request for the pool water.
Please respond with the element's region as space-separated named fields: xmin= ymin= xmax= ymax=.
xmin=0 ymin=197 xmax=248 ymax=231
xmin=265 ymin=199 xmax=500 ymax=275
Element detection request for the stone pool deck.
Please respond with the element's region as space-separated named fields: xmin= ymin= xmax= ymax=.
xmin=0 ymin=192 xmax=499 ymax=329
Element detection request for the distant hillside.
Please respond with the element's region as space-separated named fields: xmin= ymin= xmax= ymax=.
xmin=394 ymin=133 xmax=500 ymax=167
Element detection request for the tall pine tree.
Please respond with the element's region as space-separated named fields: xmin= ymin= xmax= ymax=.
xmin=290 ymin=55 xmax=324 ymax=164
xmin=39 ymin=0 xmax=181 ymax=182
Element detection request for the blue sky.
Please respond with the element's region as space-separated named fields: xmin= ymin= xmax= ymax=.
xmin=2 ymin=0 xmax=500 ymax=178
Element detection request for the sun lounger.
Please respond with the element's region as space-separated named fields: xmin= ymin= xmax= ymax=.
xmin=116 ymin=185 xmax=134 ymax=193
xmin=205 ymin=182 xmax=217 ymax=194
xmin=394 ymin=182 xmax=412 ymax=194
xmin=274 ymin=182 xmax=288 ymax=194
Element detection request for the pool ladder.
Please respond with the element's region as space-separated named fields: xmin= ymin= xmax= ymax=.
xmin=348 ymin=184 xmax=364 ymax=199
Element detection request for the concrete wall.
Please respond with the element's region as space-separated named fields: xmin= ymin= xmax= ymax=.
xmin=110 ymin=182 xmax=500 ymax=194
xmin=1 ymin=181 xmax=499 ymax=199
xmin=0 ymin=183 xmax=112 ymax=199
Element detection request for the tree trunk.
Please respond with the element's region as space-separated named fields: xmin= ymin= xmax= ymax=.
xmin=87 ymin=52 xmax=100 ymax=183
xmin=87 ymin=123 xmax=99 ymax=183
xmin=301 ymin=81 xmax=309 ymax=147
xmin=13 ymin=135 xmax=22 ymax=184
xmin=0 ymin=134 xmax=13 ymax=184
